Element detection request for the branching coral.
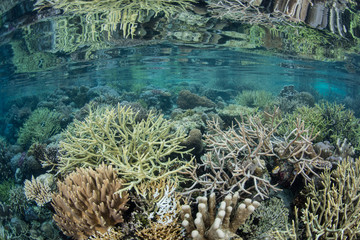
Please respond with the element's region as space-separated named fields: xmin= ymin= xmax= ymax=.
xmin=184 ymin=110 xmax=331 ymax=198
xmin=55 ymin=104 xmax=194 ymax=193
xmin=52 ymin=164 xmax=129 ymax=240
xmin=183 ymin=113 xmax=281 ymax=199
xmin=136 ymin=221 xmax=184 ymax=240
xmin=273 ymin=118 xmax=332 ymax=184
xmin=34 ymin=0 xmax=197 ymax=38
xmin=181 ymin=192 xmax=260 ymax=240
xmin=24 ymin=176 xmax=52 ymax=206
xmin=239 ymin=197 xmax=290 ymax=239
xmin=136 ymin=178 xmax=182 ymax=225
xmin=300 ymin=159 xmax=360 ymax=240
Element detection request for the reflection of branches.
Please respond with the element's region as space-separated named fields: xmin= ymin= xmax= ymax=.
xmin=209 ymin=0 xmax=287 ymax=26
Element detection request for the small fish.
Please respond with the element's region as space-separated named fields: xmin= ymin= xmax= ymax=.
xmin=272 ymin=165 xmax=280 ymax=174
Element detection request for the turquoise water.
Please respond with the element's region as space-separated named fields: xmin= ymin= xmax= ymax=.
xmin=1 ymin=1 xmax=360 ymax=240
xmin=1 ymin=44 xmax=359 ymax=114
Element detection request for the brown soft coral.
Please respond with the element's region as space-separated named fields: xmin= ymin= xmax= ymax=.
xmin=177 ymin=90 xmax=216 ymax=109
xmin=52 ymin=164 xmax=129 ymax=240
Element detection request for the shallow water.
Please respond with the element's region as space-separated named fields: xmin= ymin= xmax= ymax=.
xmin=1 ymin=1 xmax=360 ymax=239
xmin=1 ymin=43 xmax=359 ymax=114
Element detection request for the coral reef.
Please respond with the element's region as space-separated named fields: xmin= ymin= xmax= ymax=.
xmin=300 ymin=159 xmax=360 ymax=239
xmin=181 ymin=128 xmax=204 ymax=155
xmin=57 ymin=104 xmax=193 ymax=193
xmin=181 ymin=192 xmax=260 ymax=239
xmin=0 ymin=180 xmax=15 ymax=203
xmin=8 ymin=185 xmax=28 ymax=214
xmin=52 ymin=164 xmax=129 ymax=240
xmin=135 ymin=178 xmax=182 ymax=225
xmin=88 ymin=227 xmax=123 ymax=240
xmin=23 ymin=175 xmax=52 ymax=207
xmin=177 ymin=90 xmax=216 ymax=109
xmin=239 ymin=197 xmax=290 ymax=239
xmin=136 ymin=221 xmax=184 ymax=240
xmin=276 ymin=85 xmax=315 ymax=113
xmin=17 ymin=108 xmax=62 ymax=148
xmin=236 ymin=90 xmax=274 ymax=110
xmin=184 ymin=114 xmax=281 ymax=199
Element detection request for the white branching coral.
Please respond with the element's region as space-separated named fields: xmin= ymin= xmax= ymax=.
xmin=181 ymin=192 xmax=260 ymax=240
xmin=153 ymin=184 xmax=178 ymax=225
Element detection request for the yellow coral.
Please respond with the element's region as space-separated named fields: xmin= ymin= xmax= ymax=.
xmin=301 ymin=159 xmax=360 ymax=239
xmin=56 ymin=104 xmax=193 ymax=193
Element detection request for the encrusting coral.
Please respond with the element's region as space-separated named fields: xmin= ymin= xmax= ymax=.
xmin=51 ymin=164 xmax=129 ymax=240
xmin=23 ymin=175 xmax=52 ymax=206
xmin=181 ymin=192 xmax=260 ymax=240
xmin=55 ymin=104 xmax=194 ymax=193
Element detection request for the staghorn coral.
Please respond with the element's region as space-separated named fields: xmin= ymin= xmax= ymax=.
xmin=181 ymin=192 xmax=260 ymax=240
xmin=300 ymin=158 xmax=360 ymax=240
xmin=183 ymin=112 xmax=281 ymax=199
xmin=56 ymin=104 xmax=193 ymax=193
xmin=51 ymin=164 xmax=129 ymax=240
xmin=8 ymin=185 xmax=28 ymax=213
xmin=23 ymin=175 xmax=52 ymax=206
xmin=272 ymin=118 xmax=332 ymax=184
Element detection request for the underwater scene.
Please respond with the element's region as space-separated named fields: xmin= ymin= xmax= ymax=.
xmin=0 ymin=0 xmax=360 ymax=239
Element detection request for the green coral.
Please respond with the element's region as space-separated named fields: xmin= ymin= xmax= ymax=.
xmin=317 ymin=102 xmax=360 ymax=150
xmin=17 ymin=108 xmax=62 ymax=148
xmin=236 ymin=90 xmax=275 ymax=110
xmin=0 ymin=180 xmax=15 ymax=203
xmin=278 ymin=102 xmax=360 ymax=149
xmin=239 ymin=197 xmax=290 ymax=239
xmin=56 ymin=104 xmax=193 ymax=193
xmin=277 ymin=105 xmax=329 ymax=142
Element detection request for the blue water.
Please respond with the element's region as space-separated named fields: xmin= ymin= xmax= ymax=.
xmin=1 ymin=44 xmax=359 ymax=114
